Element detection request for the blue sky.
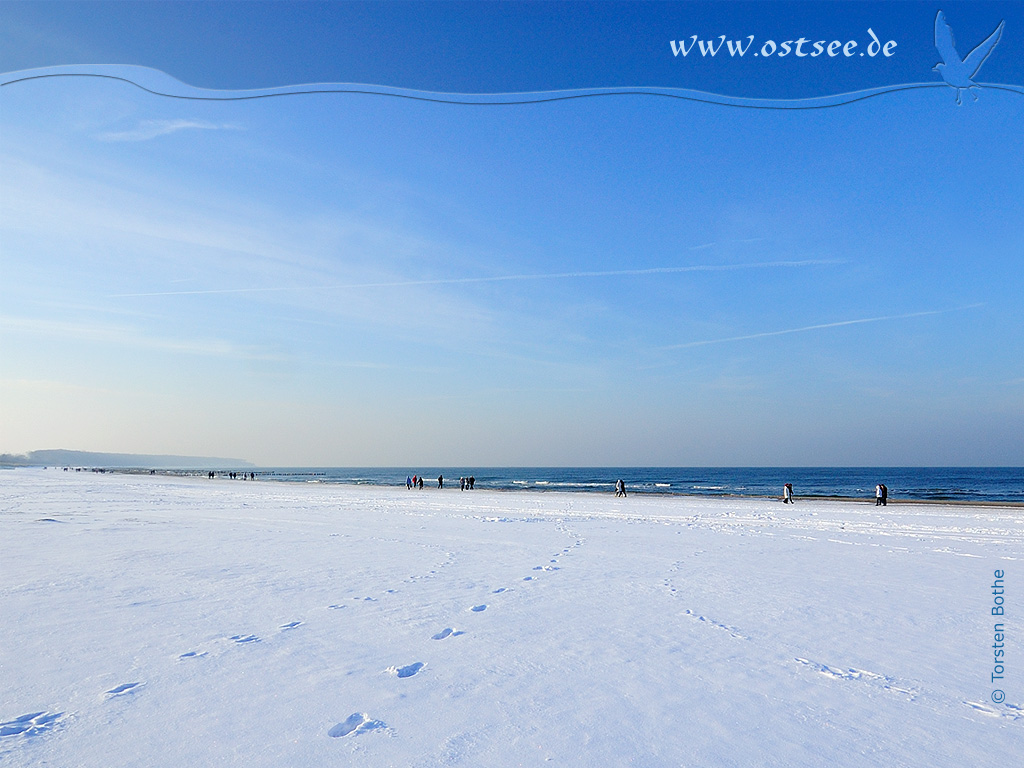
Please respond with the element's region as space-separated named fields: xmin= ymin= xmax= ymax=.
xmin=1 ymin=2 xmax=1022 ymax=466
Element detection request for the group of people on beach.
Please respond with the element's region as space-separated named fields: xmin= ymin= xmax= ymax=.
xmin=398 ymin=475 xmax=890 ymax=503
xmin=780 ymin=482 xmax=889 ymax=504
xmin=405 ymin=474 xmax=476 ymax=490
xmin=207 ymin=471 xmax=255 ymax=480
xmin=875 ymin=483 xmax=889 ymax=506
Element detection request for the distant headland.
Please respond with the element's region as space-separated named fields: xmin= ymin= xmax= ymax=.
xmin=0 ymin=449 xmax=253 ymax=470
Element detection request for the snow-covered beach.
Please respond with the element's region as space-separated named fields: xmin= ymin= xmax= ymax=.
xmin=2 ymin=468 xmax=1021 ymax=766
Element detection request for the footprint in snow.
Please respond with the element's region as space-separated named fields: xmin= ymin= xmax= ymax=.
xmin=280 ymin=621 xmax=303 ymax=630
xmin=387 ymin=662 xmax=425 ymax=678
xmin=178 ymin=650 xmax=207 ymax=660
xmin=965 ymin=700 xmax=1023 ymax=720
xmin=492 ymin=588 xmax=507 ymax=594
xmin=431 ymin=628 xmax=465 ymax=640
xmin=794 ymin=658 xmax=915 ymax=698
xmin=0 ymin=712 xmax=64 ymax=738
xmin=105 ymin=682 xmax=143 ymax=698
xmin=230 ymin=634 xmax=261 ymax=644
xmin=470 ymin=604 xmax=487 ymax=612
xmin=683 ymin=609 xmax=747 ymax=640
xmin=328 ymin=712 xmax=387 ymax=738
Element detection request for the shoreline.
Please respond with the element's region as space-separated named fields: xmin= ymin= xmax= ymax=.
xmin=18 ymin=466 xmax=1023 ymax=510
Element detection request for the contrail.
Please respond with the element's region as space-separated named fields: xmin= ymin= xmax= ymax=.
xmin=663 ymin=304 xmax=984 ymax=350
xmin=108 ymin=259 xmax=840 ymax=298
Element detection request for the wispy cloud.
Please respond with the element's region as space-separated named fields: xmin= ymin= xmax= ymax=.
xmin=659 ymin=309 xmax=978 ymax=354
xmin=97 ymin=119 xmax=239 ymax=142
xmin=688 ymin=237 xmax=766 ymax=251
xmin=107 ymin=259 xmax=841 ymax=298
xmin=0 ymin=377 xmax=116 ymax=396
xmin=0 ymin=315 xmax=281 ymax=361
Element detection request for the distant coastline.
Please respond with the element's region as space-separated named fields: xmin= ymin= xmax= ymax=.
xmin=0 ymin=449 xmax=253 ymax=470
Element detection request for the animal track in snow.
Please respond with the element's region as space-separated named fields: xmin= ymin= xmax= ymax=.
xmin=387 ymin=662 xmax=425 ymax=678
xmin=470 ymin=604 xmax=487 ymax=612
xmin=492 ymin=588 xmax=507 ymax=594
xmin=328 ymin=712 xmax=387 ymax=738
xmin=327 ymin=604 xmax=347 ymax=610
xmin=965 ymin=700 xmax=1024 ymax=721
xmin=280 ymin=621 xmax=303 ymax=630
xmin=178 ymin=650 xmax=207 ymax=660
xmin=532 ymin=565 xmax=560 ymax=571
xmin=230 ymin=634 xmax=261 ymax=644
xmin=0 ymin=711 xmax=64 ymax=738
xmin=682 ymin=609 xmax=747 ymax=640
xmin=105 ymin=682 xmax=144 ymax=698
xmin=794 ymin=658 xmax=916 ymax=699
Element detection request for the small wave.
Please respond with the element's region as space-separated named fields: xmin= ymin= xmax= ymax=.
xmin=654 ymin=483 xmax=671 ymax=488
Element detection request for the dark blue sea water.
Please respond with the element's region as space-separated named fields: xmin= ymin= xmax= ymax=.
xmin=236 ymin=467 xmax=1024 ymax=504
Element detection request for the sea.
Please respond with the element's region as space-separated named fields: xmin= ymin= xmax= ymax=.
xmin=223 ymin=467 xmax=1024 ymax=504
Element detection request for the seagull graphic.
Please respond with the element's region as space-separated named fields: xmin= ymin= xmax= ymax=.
xmin=933 ymin=11 xmax=1005 ymax=104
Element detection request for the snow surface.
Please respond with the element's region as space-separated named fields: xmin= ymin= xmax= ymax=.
xmin=1 ymin=468 xmax=1022 ymax=766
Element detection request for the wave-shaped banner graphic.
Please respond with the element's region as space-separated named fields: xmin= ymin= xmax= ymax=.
xmin=3 ymin=64 xmax=1022 ymax=110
